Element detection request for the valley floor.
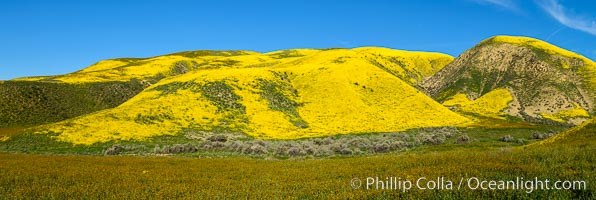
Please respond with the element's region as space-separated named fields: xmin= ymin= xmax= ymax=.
xmin=1 ymin=130 xmax=594 ymax=199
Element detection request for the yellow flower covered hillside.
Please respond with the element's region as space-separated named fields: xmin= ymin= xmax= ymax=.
xmin=35 ymin=47 xmax=470 ymax=144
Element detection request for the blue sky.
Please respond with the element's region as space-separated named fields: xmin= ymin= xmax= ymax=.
xmin=1 ymin=0 xmax=595 ymax=80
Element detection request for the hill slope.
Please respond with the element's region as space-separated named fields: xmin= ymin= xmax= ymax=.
xmin=1 ymin=50 xmax=317 ymax=128
xmin=422 ymin=36 xmax=596 ymax=124
xmin=30 ymin=47 xmax=469 ymax=144
xmin=0 ymin=80 xmax=145 ymax=128
xmin=537 ymin=118 xmax=596 ymax=146
xmin=4 ymin=47 xmax=453 ymax=129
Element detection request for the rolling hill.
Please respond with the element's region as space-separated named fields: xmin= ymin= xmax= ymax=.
xmin=0 ymin=80 xmax=146 ymax=128
xmin=22 ymin=47 xmax=471 ymax=144
xmin=0 ymin=49 xmax=321 ymax=128
xmin=422 ymin=36 xmax=596 ymax=125
xmin=4 ymin=47 xmax=454 ymax=129
xmin=537 ymin=118 xmax=596 ymax=146
xmin=6 ymin=35 xmax=595 ymax=145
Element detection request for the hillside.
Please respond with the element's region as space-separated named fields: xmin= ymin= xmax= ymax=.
xmin=0 ymin=80 xmax=145 ymax=128
xmin=3 ymin=48 xmax=455 ymax=129
xmin=12 ymin=50 xmax=262 ymax=83
xmin=0 ymin=50 xmax=322 ymax=128
xmin=26 ymin=47 xmax=469 ymax=144
xmin=422 ymin=36 xmax=596 ymax=125
xmin=537 ymin=118 xmax=595 ymax=146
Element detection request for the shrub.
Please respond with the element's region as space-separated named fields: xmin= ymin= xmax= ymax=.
xmin=275 ymin=143 xmax=293 ymax=156
xmin=314 ymin=147 xmax=333 ymax=156
xmin=456 ymin=134 xmax=470 ymax=144
xmin=389 ymin=141 xmax=405 ymax=151
xmin=253 ymin=140 xmax=268 ymax=147
xmin=201 ymin=141 xmax=225 ymax=150
xmin=529 ymin=132 xmax=549 ymax=140
xmin=353 ymin=148 xmax=362 ymax=155
xmin=171 ymin=61 xmax=190 ymax=75
xmin=249 ymin=145 xmax=268 ymax=155
xmin=517 ymin=139 xmax=526 ymax=144
xmin=403 ymin=142 xmax=416 ymax=148
xmin=153 ymin=145 xmax=161 ymax=154
xmin=302 ymin=144 xmax=316 ymax=155
xmin=287 ymin=147 xmax=304 ymax=156
xmin=340 ymin=148 xmax=353 ymax=155
xmin=439 ymin=126 xmax=459 ymax=138
xmin=348 ymin=138 xmax=369 ymax=150
xmin=314 ymin=137 xmax=333 ymax=145
xmin=207 ymin=134 xmax=228 ymax=142
xmin=104 ymin=144 xmax=125 ymax=155
xmin=373 ymin=142 xmax=390 ymax=153
xmin=499 ymin=135 xmax=515 ymax=142
xmin=104 ymin=144 xmax=146 ymax=155
xmin=243 ymin=143 xmax=268 ymax=155
xmin=226 ymin=141 xmax=243 ymax=152
xmin=240 ymin=145 xmax=253 ymax=154
xmin=330 ymin=143 xmax=347 ymax=154
xmin=421 ymin=134 xmax=445 ymax=145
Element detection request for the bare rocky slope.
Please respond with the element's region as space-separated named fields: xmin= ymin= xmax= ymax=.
xmin=422 ymin=36 xmax=596 ymax=125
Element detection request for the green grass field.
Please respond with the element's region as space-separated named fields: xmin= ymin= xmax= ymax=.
xmin=0 ymin=121 xmax=594 ymax=199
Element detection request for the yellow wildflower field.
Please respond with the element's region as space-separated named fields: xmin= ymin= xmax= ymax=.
xmin=541 ymin=103 xmax=590 ymax=123
xmin=443 ymin=88 xmax=513 ymax=119
xmin=35 ymin=48 xmax=469 ymax=144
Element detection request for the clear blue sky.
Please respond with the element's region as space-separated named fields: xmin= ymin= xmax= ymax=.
xmin=1 ymin=0 xmax=595 ymax=80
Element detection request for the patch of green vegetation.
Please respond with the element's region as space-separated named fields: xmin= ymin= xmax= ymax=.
xmin=171 ymin=61 xmax=191 ymax=75
xmin=529 ymin=46 xmax=552 ymax=61
xmin=0 ymin=132 xmax=110 ymax=155
xmin=152 ymin=81 xmax=198 ymax=95
xmin=151 ymin=80 xmax=248 ymax=131
xmin=0 ymin=80 xmax=146 ymax=128
xmin=245 ymin=61 xmax=280 ymax=68
xmin=436 ymin=77 xmax=471 ymax=102
xmin=388 ymin=57 xmax=407 ymax=68
xmin=220 ymin=59 xmax=240 ymax=66
xmin=168 ymin=50 xmax=252 ymax=58
xmin=111 ymin=58 xmax=146 ymax=62
xmin=145 ymin=73 xmax=167 ymax=84
xmin=320 ymin=47 xmax=347 ymax=51
xmin=0 ymin=123 xmax=568 ymax=161
xmin=197 ymin=81 xmax=246 ymax=114
xmin=366 ymin=58 xmax=404 ymax=80
xmin=269 ymin=50 xmax=306 ymax=59
xmin=435 ymin=63 xmax=513 ymax=102
xmin=134 ymin=113 xmax=174 ymax=125
xmin=464 ymin=68 xmax=507 ymax=97
xmin=332 ymin=56 xmax=348 ymax=64
xmin=257 ymin=72 xmax=308 ymax=128
xmin=107 ymin=59 xmax=151 ymax=72
xmin=169 ymin=50 xmax=222 ymax=58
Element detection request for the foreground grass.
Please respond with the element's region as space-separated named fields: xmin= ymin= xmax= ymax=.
xmin=1 ymin=124 xmax=594 ymax=199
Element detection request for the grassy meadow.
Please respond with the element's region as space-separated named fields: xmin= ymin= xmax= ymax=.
xmin=0 ymin=120 xmax=594 ymax=199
